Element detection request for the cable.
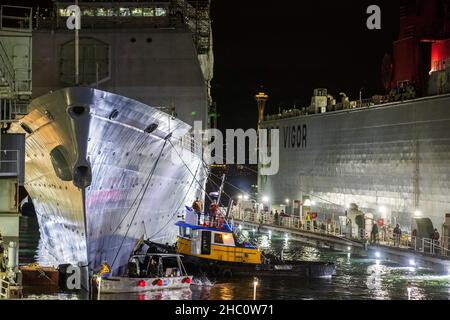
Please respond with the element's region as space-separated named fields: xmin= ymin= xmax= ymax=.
xmin=208 ymin=163 xmax=345 ymax=208
xmin=147 ymin=160 xmax=203 ymax=241
xmin=110 ymin=138 xmax=169 ymax=269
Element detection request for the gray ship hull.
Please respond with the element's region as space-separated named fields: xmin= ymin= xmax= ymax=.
xmin=260 ymin=94 xmax=450 ymax=231
xmin=10 ymin=87 xmax=206 ymax=275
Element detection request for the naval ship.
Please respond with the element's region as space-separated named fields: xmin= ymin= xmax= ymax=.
xmin=259 ymin=0 xmax=450 ymax=236
xmin=7 ymin=0 xmax=213 ymax=277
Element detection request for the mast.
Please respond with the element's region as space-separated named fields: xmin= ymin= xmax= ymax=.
xmin=75 ymin=0 xmax=79 ymax=85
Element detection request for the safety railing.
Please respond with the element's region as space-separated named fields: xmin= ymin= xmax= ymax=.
xmin=0 ymin=40 xmax=14 ymax=93
xmin=231 ymin=210 xmax=347 ymax=239
xmin=232 ymin=209 xmax=450 ymax=258
xmin=0 ymin=150 xmax=19 ymax=175
xmin=0 ymin=279 xmax=10 ymax=299
xmin=409 ymin=236 xmax=450 ymax=257
xmin=0 ymin=5 xmax=33 ymax=32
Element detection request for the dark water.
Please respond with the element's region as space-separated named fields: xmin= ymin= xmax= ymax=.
xmin=19 ymin=217 xmax=450 ymax=300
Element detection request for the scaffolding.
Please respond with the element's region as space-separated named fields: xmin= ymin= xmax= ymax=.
xmin=0 ymin=5 xmax=32 ymax=125
xmin=174 ymin=0 xmax=211 ymax=55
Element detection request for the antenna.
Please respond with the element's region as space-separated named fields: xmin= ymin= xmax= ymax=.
xmin=75 ymin=0 xmax=79 ymax=85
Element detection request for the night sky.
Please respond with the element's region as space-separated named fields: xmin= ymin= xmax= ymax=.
xmin=9 ymin=0 xmax=402 ymax=131
xmin=211 ymin=0 xmax=401 ymax=131
xmin=5 ymin=0 xmax=403 ymax=196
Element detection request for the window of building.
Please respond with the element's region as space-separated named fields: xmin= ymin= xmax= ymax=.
xmin=143 ymin=8 xmax=155 ymax=16
xmin=58 ymin=9 xmax=71 ymax=17
xmin=155 ymin=8 xmax=167 ymax=17
xmin=214 ymin=233 xmax=224 ymax=244
xmin=60 ymin=38 xmax=110 ymax=86
xmin=82 ymin=8 xmax=95 ymax=16
xmin=96 ymin=8 xmax=107 ymax=17
xmin=107 ymin=8 xmax=118 ymax=16
xmin=131 ymin=8 xmax=143 ymax=17
xmin=119 ymin=7 xmax=131 ymax=16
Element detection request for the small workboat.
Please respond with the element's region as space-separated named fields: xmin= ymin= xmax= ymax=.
xmin=94 ymin=252 xmax=192 ymax=294
xmin=175 ymin=211 xmax=336 ymax=278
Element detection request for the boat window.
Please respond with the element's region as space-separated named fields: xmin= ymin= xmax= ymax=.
xmin=201 ymin=231 xmax=212 ymax=255
xmin=179 ymin=227 xmax=191 ymax=238
xmin=214 ymin=233 xmax=224 ymax=244
xmin=50 ymin=146 xmax=72 ymax=182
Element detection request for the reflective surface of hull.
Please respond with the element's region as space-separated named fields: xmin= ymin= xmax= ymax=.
xmin=11 ymin=87 xmax=206 ymax=275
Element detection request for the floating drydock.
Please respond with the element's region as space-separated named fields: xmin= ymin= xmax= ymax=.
xmin=260 ymin=93 xmax=450 ymax=231
xmin=259 ymin=0 xmax=450 ymax=234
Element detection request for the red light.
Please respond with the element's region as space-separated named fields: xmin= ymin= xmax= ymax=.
xmin=184 ymin=277 xmax=191 ymax=284
xmin=157 ymin=279 xmax=163 ymax=287
xmin=138 ymin=280 xmax=146 ymax=287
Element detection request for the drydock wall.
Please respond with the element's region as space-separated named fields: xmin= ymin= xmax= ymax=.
xmin=260 ymin=95 xmax=450 ymax=231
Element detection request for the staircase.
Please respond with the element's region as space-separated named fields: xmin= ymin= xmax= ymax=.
xmin=174 ymin=0 xmax=212 ymax=55
xmin=0 ymin=5 xmax=32 ymax=124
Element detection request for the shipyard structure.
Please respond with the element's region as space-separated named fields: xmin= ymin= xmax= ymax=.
xmin=1 ymin=0 xmax=214 ymax=282
xmin=259 ymin=0 xmax=450 ymax=237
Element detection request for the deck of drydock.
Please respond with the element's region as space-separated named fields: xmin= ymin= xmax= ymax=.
xmin=233 ymin=214 xmax=450 ymax=271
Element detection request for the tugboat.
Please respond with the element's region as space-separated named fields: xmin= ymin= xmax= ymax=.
xmin=93 ymin=239 xmax=192 ymax=294
xmin=175 ymin=179 xmax=336 ymax=279
xmin=176 ymin=215 xmax=336 ymax=279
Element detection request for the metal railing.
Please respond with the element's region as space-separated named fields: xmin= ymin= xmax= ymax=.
xmin=0 ymin=279 xmax=10 ymax=299
xmin=232 ymin=210 xmax=346 ymax=239
xmin=0 ymin=40 xmax=14 ymax=93
xmin=0 ymin=5 xmax=33 ymax=32
xmin=1 ymin=98 xmax=28 ymax=122
xmin=232 ymin=210 xmax=450 ymax=258
xmin=409 ymin=236 xmax=450 ymax=257
xmin=0 ymin=150 xmax=19 ymax=175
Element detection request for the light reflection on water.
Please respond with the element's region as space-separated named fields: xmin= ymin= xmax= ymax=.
xmin=20 ymin=219 xmax=450 ymax=300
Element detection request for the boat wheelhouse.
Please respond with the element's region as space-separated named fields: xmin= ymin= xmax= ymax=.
xmin=176 ymin=219 xmax=262 ymax=265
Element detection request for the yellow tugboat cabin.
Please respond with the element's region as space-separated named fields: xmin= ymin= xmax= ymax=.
xmin=176 ymin=221 xmax=262 ymax=265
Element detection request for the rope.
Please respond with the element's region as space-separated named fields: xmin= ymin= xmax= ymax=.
xmin=147 ymin=159 xmax=203 ymax=241
xmin=110 ymin=137 xmax=159 ymax=236
xmin=110 ymin=138 xmax=169 ymax=269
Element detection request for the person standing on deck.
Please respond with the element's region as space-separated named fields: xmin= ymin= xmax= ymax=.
xmin=209 ymin=200 xmax=219 ymax=227
xmin=192 ymin=198 xmax=203 ymax=225
xmin=306 ymin=212 xmax=312 ymax=231
xmin=432 ymin=229 xmax=440 ymax=253
xmin=393 ymin=224 xmax=402 ymax=246
xmin=371 ymin=222 xmax=379 ymax=244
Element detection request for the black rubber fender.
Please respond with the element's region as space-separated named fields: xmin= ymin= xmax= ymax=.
xmin=222 ymin=269 xmax=233 ymax=279
xmin=199 ymin=263 xmax=210 ymax=275
xmin=211 ymin=265 xmax=220 ymax=277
